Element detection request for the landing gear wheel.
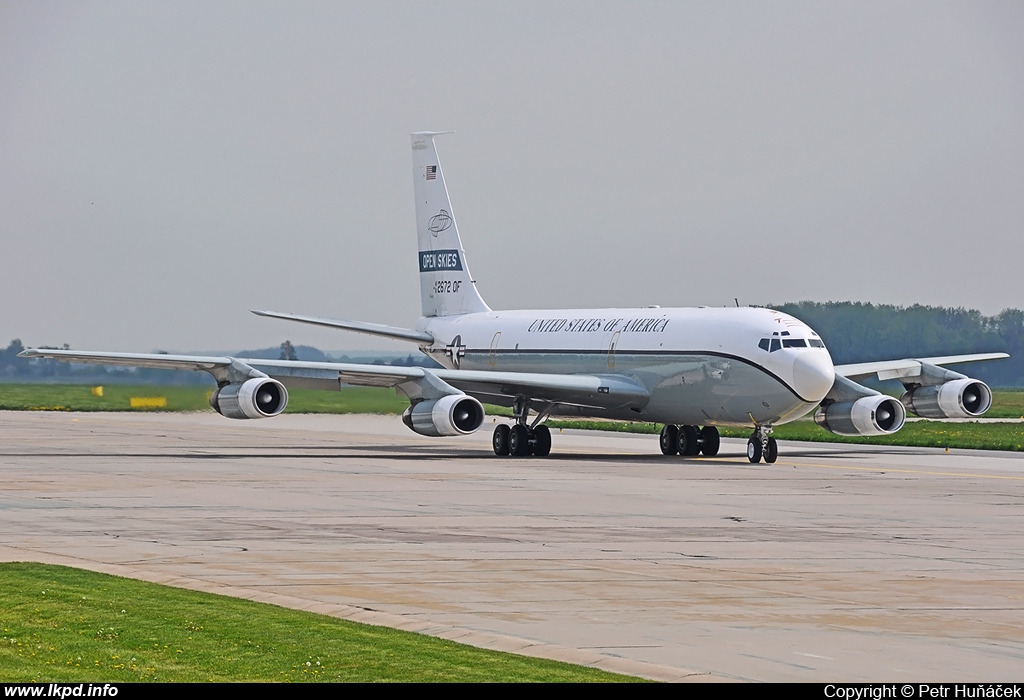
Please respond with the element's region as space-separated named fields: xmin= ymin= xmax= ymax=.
xmin=532 ymin=425 xmax=552 ymax=457
xmin=678 ymin=425 xmax=700 ymax=456
xmin=747 ymin=437 xmax=762 ymax=464
xmin=492 ymin=424 xmax=510 ymax=456
xmin=660 ymin=425 xmax=679 ymax=455
xmin=700 ymin=426 xmax=720 ymax=457
xmin=764 ymin=437 xmax=778 ymax=464
xmin=509 ymin=424 xmax=531 ymax=457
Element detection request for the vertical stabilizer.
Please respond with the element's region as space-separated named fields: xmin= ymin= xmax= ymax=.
xmin=412 ymin=131 xmax=490 ymax=318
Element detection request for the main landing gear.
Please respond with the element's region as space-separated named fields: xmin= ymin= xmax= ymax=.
xmin=659 ymin=424 xmax=720 ymax=457
xmin=492 ymin=423 xmax=551 ymax=457
xmin=659 ymin=423 xmax=778 ymax=463
xmin=492 ymin=397 xmax=553 ymax=457
xmin=746 ymin=425 xmax=777 ymax=464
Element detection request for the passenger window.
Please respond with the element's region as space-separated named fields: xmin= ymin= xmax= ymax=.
xmin=758 ymin=338 xmax=770 ymax=351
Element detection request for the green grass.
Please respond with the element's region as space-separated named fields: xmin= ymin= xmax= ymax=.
xmin=546 ymin=420 xmax=662 ymax=435
xmin=985 ymin=389 xmax=1024 ymax=418
xmin=0 ymin=384 xmax=410 ymax=415
xmin=0 ymin=563 xmax=639 ymax=683
xmin=286 ymin=387 xmax=409 ymax=414
xmin=4 ymin=384 xmax=1021 ymax=417
xmin=0 ymin=384 xmax=210 ymax=412
xmin=2 ymin=384 xmax=1022 ymax=451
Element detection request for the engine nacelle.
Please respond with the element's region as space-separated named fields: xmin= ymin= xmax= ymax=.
xmin=401 ymin=395 xmax=485 ymax=437
xmin=900 ymin=378 xmax=993 ymax=419
xmin=210 ymin=378 xmax=289 ymax=419
xmin=814 ymin=395 xmax=906 ymax=436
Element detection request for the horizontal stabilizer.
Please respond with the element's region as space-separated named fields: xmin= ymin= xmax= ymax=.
xmin=251 ymin=310 xmax=434 ymax=344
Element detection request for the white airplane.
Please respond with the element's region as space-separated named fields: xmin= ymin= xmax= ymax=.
xmin=22 ymin=132 xmax=1008 ymax=463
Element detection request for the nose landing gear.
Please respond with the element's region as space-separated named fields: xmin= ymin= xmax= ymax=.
xmin=746 ymin=426 xmax=777 ymax=464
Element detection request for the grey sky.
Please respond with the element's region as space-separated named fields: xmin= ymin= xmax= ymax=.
xmin=3 ymin=1 xmax=1022 ymax=353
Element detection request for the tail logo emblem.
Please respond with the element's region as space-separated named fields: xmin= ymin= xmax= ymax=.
xmin=428 ymin=209 xmax=453 ymax=236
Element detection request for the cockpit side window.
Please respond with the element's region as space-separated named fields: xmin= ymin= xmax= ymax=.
xmin=782 ymin=339 xmax=807 ymax=348
xmin=758 ymin=338 xmax=770 ymax=351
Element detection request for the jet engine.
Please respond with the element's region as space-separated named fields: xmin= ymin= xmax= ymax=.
xmin=401 ymin=394 xmax=485 ymax=437
xmin=900 ymin=378 xmax=992 ymax=419
xmin=813 ymin=395 xmax=906 ymax=436
xmin=209 ymin=378 xmax=289 ymax=419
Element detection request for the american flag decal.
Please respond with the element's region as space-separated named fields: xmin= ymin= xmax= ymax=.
xmin=426 ymin=165 xmax=437 ymax=180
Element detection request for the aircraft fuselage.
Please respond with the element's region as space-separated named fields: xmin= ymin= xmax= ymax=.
xmin=421 ymin=305 xmax=836 ymax=427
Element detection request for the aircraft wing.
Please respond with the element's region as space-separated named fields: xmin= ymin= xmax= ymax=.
xmin=244 ymin=357 xmax=649 ymax=409
xmin=834 ymin=353 xmax=1009 ymax=381
xmin=250 ymin=310 xmax=434 ymax=344
xmin=433 ymin=368 xmax=649 ymax=411
xmin=815 ymin=351 xmax=1008 ymax=434
xmin=18 ymin=349 xmax=650 ymax=412
xmin=16 ymin=350 xmax=235 ymax=372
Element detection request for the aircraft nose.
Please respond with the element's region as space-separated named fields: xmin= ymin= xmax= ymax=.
xmin=791 ymin=351 xmax=835 ymax=402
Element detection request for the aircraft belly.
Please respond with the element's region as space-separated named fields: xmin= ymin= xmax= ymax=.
xmin=641 ymin=369 xmax=811 ymax=425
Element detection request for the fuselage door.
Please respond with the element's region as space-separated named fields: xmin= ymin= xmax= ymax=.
xmin=607 ymin=330 xmax=621 ymax=369
xmin=489 ymin=331 xmax=501 ymax=367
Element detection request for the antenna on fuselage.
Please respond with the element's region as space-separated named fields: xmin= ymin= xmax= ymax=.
xmin=734 ymin=298 xmax=740 ymax=307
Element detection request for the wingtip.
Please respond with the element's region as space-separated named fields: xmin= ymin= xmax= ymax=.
xmin=411 ymin=130 xmax=456 ymax=138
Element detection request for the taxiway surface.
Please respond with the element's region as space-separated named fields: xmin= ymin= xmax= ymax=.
xmin=1 ymin=411 xmax=1022 ymax=681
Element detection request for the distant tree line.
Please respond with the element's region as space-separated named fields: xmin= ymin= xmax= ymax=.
xmin=769 ymin=302 xmax=1024 ymax=387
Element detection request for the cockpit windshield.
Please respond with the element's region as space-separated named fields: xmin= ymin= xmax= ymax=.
xmin=758 ymin=332 xmax=826 ymax=353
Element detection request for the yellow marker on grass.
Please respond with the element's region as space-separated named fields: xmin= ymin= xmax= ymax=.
xmin=130 ymin=397 xmax=167 ymax=409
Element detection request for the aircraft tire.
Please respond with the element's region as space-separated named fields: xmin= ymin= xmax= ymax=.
xmin=660 ymin=425 xmax=678 ymax=455
xmin=764 ymin=437 xmax=778 ymax=464
xmin=700 ymin=426 xmax=720 ymax=456
xmin=532 ymin=425 xmax=552 ymax=457
xmin=676 ymin=426 xmax=691 ymax=455
xmin=679 ymin=425 xmax=700 ymax=456
xmin=746 ymin=437 xmax=762 ymax=463
xmin=492 ymin=424 xmax=511 ymax=456
xmin=509 ymin=424 xmax=531 ymax=457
